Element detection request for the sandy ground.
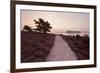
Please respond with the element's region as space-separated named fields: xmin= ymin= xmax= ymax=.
xmin=46 ymin=35 xmax=77 ymax=61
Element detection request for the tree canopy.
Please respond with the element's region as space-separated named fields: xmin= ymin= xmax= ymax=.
xmin=33 ymin=18 xmax=52 ymax=33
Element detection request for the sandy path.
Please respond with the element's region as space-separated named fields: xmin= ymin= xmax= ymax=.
xmin=46 ymin=35 xmax=77 ymax=61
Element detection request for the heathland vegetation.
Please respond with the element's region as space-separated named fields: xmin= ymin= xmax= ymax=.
xmin=21 ymin=18 xmax=89 ymax=62
xmin=21 ymin=18 xmax=55 ymax=62
xmin=61 ymin=34 xmax=89 ymax=60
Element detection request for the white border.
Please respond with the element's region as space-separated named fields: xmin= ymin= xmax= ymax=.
xmin=16 ymin=4 xmax=94 ymax=69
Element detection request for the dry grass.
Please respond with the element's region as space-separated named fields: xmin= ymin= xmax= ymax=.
xmin=21 ymin=31 xmax=55 ymax=63
xmin=61 ymin=34 xmax=89 ymax=60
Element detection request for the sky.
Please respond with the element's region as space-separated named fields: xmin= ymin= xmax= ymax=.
xmin=21 ymin=10 xmax=90 ymax=33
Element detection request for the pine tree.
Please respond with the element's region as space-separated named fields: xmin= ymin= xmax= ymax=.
xmin=34 ymin=18 xmax=52 ymax=33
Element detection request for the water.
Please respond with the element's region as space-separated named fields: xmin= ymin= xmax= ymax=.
xmin=49 ymin=31 xmax=89 ymax=37
xmin=62 ymin=32 xmax=89 ymax=36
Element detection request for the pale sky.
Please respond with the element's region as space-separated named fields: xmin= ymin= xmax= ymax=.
xmin=21 ymin=10 xmax=90 ymax=33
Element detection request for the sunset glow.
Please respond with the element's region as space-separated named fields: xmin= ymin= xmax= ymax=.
xmin=21 ymin=10 xmax=90 ymax=33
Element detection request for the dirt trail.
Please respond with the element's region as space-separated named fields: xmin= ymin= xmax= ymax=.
xmin=46 ymin=35 xmax=77 ymax=61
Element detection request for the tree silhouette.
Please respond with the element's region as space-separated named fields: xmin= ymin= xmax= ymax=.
xmin=34 ymin=18 xmax=52 ymax=33
xmin=23 ymin=25 xmax=32 ymax=32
